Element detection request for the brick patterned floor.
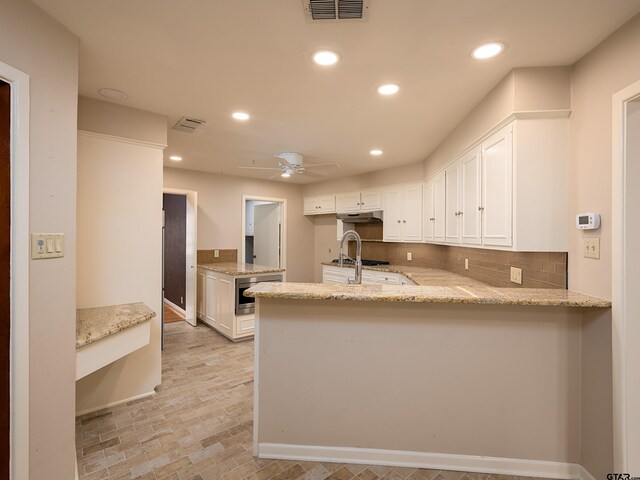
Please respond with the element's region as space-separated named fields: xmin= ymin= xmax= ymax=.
xmin=75 ymin=321 xmax=550 ymax=480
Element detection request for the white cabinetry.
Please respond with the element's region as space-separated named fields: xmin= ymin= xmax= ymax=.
xmin=196 ymin=268 xmax=206 ymax=320
xmin=423 ymin=116 xmax=567 ymax=251
xmin=424 ymin=172 xmax=446 ymax=242
xmin=336 ymin=190 xmax=382 ymax=213
xmin=383 ymin=183 xmax=423 ymax=242
xmin=304 ymin=195 xmax=336 ymax=215
xmin=199 ymin=269 xmax=271 ymax=341
xmin=481 ymin=126 xmax=512 ymax=247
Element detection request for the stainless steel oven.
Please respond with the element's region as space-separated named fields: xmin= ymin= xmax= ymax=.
xmin=235 ymin=274 xmax=283 ymax=315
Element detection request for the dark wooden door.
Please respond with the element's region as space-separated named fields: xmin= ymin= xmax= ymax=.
xmin=163 ymin=194 xmax=187 ymax=310
xmin=0 ymin=79 xmax=11 ymax=479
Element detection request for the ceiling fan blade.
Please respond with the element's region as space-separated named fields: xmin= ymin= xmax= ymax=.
xmin=301 ymin=170 xmax=326 ymax=178
xmin=237 ymin=166 xmax=282 ymax=171
xmin=302 ymin=163 xmax=341 ymax=169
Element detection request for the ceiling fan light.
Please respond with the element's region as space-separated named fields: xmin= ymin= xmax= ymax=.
xmin=281 ymin=172 xmax=291 ymax=178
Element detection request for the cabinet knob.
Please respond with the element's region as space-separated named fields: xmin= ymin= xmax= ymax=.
xmin=478 ymin=206 xmax=485 ymax=211
xmin=397 ymin=220 xmax=401 ymax=223
xmin=458 ymin=211 xmax=463 ymax=215
xmin=430 ymin=217 xmax=435 ymax=221
xmin=403 ymin=220 xmax=406 ymax=223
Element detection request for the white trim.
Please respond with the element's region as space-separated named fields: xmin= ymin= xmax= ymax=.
xmin=75 ymin=390 xmax=155 ymax=417
xmin=78 ymin=129 xmax=167 ymax=150
xmin=577 ymin=464 xmax=598 ymax=480
xmin=256 ymin=444 xmax=585 ymax=480
xmin=163 ymin=188 xmax=198 ymax=327
xmin=241 ymin=195 xmax=287 ymax=278
xmin=0 ymin=60 xmax=30 ymax=480
xmin=163 ymin=298 xmax=186 ymax=317
xmin=612 ymin=78 xmax=640 ymax=471
xmin=252 ymin=301 xmax=261 ymax=456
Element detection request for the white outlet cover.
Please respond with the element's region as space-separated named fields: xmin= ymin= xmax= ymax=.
xmin=510 ymin=266 xmax=523 ymax=285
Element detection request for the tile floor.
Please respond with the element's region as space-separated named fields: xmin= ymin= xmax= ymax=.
xmin=76 ymin=321 xmax=552 ymax=480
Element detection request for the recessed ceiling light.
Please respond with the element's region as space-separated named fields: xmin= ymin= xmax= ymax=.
xmin=472 ymin=42 xmax=505 ymax=60
xmin=370 ymin=149 xmax=383 ymax=156
xmin=377 ymin=84 xmax=399 ymax=96
xmin=99 ymin=88 xmax=128 ymax=100
xmin=312 ymin=50 xmax=340 ymax=66
xmin=232 ymin=112 xmax=250 ymax=121
xmin=169 ymin=155 xmax=182 ymax=161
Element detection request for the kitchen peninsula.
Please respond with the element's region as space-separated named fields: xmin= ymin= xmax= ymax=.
xmin=247 ymin=274 xmax=610 ymax=477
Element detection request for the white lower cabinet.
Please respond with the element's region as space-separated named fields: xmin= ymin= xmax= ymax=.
xmin=323 ymin=266 xmax=413 ymax=285
xmin=199 ymin=270 xmax=256 ymax=341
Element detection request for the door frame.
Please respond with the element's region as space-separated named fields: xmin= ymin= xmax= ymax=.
xmin=163 ymin=188 xmax=198 ymax=326
xmin=241 ymin=195 xmax=287 ymax=276
xmin=612 ymin=78 xmax=640 ymax=471
xmin=0 ymin=60 xmax=30 ymax=479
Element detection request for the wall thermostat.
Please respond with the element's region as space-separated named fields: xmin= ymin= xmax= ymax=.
xmin=576 ymin=212 xmax=600 ymax=230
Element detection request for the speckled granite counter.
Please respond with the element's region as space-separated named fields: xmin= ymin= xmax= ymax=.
xmin=247 ymin=281 xmax=610 ymax=308
xmin=199 ymin=262 xmax=285 ymax=276
xmin=76 ymin=302 xmax=156 ymax=349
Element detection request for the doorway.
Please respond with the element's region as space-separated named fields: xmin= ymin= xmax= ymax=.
xmin=241 ymin=195 xmax=286 ymax=270
xmin=612 ymin=83 xmax=640 ymax=473
xmin=0 ymin=78 xmax=10 ymax=480
xmin=162 ymin=189 xmax=198 ymax=331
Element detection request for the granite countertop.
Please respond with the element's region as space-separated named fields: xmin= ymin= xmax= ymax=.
xmin=198 ymin=262 xmax=285 ymax=276
xmin=76 ymin=302 xmax=156 ymax=349
xmin=251 ymin=265 xmax=611 ymax=308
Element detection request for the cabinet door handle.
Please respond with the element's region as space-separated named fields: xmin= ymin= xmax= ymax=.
xmin=478 ymin=206 xmax=485 ymax=211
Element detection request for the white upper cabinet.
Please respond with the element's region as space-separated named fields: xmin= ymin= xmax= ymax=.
xmin=481 ymin=125 xmax=513 ymax=247
xmin=424 ymin=173 xmax=446 ymax=242
xmin=460 ymin=147 xmax=483 ymax=245
xmin=445 ymin=161 xmax=461 ymax=244
xmin=383 ymin=183 xmax=423 ymax=242
xmin=336 ymin=190 xmax=382 ymax=213
xmin=423 ymin=116 xmax=568 ymax=251
xmin=304 ymin=195 xmax=336 ymax=215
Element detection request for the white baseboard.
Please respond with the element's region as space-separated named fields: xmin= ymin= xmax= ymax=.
xmin=163 ymin=298 xmax=186 ymax=316
xmin=257 ymin=444 xmax=587 ymax=480
xmin=576 ymin=465 xmax=597 ymax=480
xmin=75 ymin=390 xmax=155 ymax=417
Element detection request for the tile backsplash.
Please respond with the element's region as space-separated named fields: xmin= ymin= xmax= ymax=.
xmin=197 ymin=249 xmax=238 ymax=264
xmin=349 ymin=225 xmax=567 ymax=289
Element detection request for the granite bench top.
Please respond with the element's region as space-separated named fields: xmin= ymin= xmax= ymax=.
xmin=76 ymin=302 xmax=156 ymax=349
xmin=198 ymin=262 xmax=285 ymax=276
xmin=248 ymin=266 xmax=611 ymax=308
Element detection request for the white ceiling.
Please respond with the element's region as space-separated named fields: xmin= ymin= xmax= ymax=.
xmin=34 ymin=0 xmax=640 ymax=183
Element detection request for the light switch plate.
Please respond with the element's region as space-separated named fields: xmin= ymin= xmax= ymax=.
xmin=510 ymin=266 xmax=523 ymax=285
xmin=584 ymin=238 xmax=600 ymax=259
xmin=31 ymin=233 xmax=64 ymax=259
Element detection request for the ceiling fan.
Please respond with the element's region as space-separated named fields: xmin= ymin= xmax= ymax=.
xmin=238 ymin=152 xmax=340 ymax=179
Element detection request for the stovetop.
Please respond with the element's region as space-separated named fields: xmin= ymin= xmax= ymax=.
xmin=331 ymin=258 xmax=390 ymax=267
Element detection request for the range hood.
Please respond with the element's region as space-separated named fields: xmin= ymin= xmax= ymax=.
xmin=336 ymin=210 xmax=383 ymax=223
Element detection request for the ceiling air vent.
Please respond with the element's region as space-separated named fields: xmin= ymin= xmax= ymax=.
xmin=302 ymin=0 xmax=369 ymax=22
xmin=172 ymin=116 xmax=206 ymax=133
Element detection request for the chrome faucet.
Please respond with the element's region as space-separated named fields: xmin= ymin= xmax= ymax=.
xmin=339 ymin=230 xmax=362 ymax=284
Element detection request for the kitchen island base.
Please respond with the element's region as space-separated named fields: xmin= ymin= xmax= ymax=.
xmin=253 ymin=298 xmax=603 ymax=478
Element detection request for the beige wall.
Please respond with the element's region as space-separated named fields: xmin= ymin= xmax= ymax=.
xmin=164 ymin=167 xmax=315 ymax=282
xmin=569 ymin=13 xmax=640 ymax=299
xmin=423 ymin=67 xmax=571 ymax=178
xmin=79 ymin=95 xmax=168 ymax=145
xmin=311 ymin=216 xmax=340 ymax=282
xmin=0 ymin=1 xmax=79 ymax=478
xmin=76 ymin=99 xmax=166 ymax=414
xmin=303 ymin=161 xmax=424 ymax=197
xmin=257 ymin=299 xmax=582 ymax=465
